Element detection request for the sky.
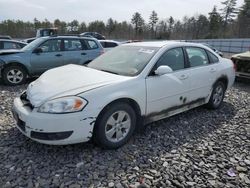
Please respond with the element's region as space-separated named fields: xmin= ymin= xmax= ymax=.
xmin=0 ymin=0 xmax=245 ymax=23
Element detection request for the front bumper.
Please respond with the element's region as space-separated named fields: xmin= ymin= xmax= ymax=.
xmin=12 ymin=97 xmax=97 ymax=145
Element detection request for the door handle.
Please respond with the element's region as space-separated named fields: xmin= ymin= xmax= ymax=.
xmin=210 ymin=68 xmax=216 ymax=73
xmin=55 ymin=54 xmax=62 ymax=57
xmin=81 ymin=52 xmax=87 ymax=55
xmin=179 ymin=74 xmax=188 ymax=80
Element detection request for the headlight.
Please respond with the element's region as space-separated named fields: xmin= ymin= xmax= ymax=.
xmin=37 ymin=96 xmax=88 ymax=113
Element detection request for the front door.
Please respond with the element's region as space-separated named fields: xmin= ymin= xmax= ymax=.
xmin=30 ymin=39 xmax=64 ymax=75
xmin=146 ymin=47 xmax=191 ymax=122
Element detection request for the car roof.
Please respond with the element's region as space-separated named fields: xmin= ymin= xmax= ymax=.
xmin=41 ymin=36 xmax=98 ymax=40
xmin=98 ymin=40 xmax=119 ymax=43
xmin=123 ymin=41 xmax=205 ymax=48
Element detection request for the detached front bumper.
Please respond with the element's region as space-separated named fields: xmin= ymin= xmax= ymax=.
xmin=12 ymin=97 xmax=97 ymax=145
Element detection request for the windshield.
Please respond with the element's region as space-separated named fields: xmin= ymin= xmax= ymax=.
xmin=88 ymin=45 xmax=159 ymax=76
xmin=21 ymin=38 xmax=44 ymax=51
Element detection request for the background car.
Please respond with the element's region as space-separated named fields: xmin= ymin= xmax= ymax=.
xmin=80 ymin=32 xmax=105 ymax=40
xmin=12 ymin=41 xmax=235 ymax=149
xmin=231 ymin=51 xmax=250 ymax=80
xmin=202 ymin=43 xmax=224 ymax=57
xmin=0 ymin=35 xmax=12 ymax=40
xmin=0 ymin=36 xmax=104 ymax=85
xmin=98 ymin=40 xmax=120 ymax=52
xmin=22 ymin=28 xmax=58 ymax=43
xmin=0 ymin=39 xmax=27 ymax=50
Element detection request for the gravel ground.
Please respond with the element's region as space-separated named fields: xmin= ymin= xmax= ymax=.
xmin=0 ymin=80 xmax=249 ymax=188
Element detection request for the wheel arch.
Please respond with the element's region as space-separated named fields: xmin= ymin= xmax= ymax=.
xmin=214 ymin=75 xmax=229 ymax=89
xmin=94 ymin=97 xmax=143 ymax=131
xmin=1 ymin=61 xmax=30 ymax=76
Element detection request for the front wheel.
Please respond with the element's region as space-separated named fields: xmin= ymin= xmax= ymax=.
xmin=2 ymin=65 xmax=27 ymax=86
xmin=206 ymin=81 xmax=226 ymax=109
xmin=93 ymin=102 xmax=137 ymax=149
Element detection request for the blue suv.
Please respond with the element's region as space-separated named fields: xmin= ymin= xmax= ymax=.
xmin=0 ymin=36 xmax=104 ymax=85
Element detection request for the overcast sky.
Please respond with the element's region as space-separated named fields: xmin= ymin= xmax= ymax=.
xmin=0 ymin=0 xmax=245 ymax=23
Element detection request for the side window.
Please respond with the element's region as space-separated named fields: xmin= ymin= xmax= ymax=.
xmin=106 ymin=42 xmax=118 ymax=48
xmin=186 ymin=47 xmax=209 ymax=67
xmin=64 ymin=39 xmax=82 ymax=51
xmin=39 ymin=39 xmax=62 ymax=53
xmin=86 ymin=40 xmax=98 ymax=49
xmin=157 ymin=48 xmax=185 ymax=71
xmin=3 ymin=42 xmax=19 ymax=49
xmin=100 ymin=41 xmax=106 ymax=48
xmin=207 ymin=51 xmax=219 ymax=63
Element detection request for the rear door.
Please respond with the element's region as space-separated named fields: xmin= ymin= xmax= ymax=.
xmin=30 ymin=39 xmax=64 ymax=74
xmin=184 ymin=47 xmax=218 ymax=102
xmin=63 ymin=38 xmax=89 ymax=65
xmin=83 ymin=39 xmax=102 ymax=62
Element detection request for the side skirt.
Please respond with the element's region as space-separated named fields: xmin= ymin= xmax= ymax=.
xmin=144 ymin=97 xmax=207 ymax=124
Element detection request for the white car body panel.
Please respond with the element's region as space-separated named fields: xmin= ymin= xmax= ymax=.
xmin=13 ymin=41 xmax=235 ymax=145
xmin=26 ymin=64 xmax=130 ymax=107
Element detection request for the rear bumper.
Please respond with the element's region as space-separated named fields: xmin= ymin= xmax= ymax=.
xmin=236 ymin=71 xmax=250 ymax=79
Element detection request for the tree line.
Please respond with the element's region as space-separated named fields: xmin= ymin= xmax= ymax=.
xmin=0 ymin=0 xmax=249 ymax=40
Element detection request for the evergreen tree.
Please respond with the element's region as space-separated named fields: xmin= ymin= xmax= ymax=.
xmin=131 ymin=12 xmax=145 ymax=37
xmin=220 ymin=0 xmax=238 ymax=26
xmin=149 ymin=10 xmax=159 ymax=38
xmin=208 ymin=6 xmax=222 ymax=38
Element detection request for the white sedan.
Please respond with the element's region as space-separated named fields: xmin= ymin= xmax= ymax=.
xmin=12 ymin=41 xmax=235 ymax=149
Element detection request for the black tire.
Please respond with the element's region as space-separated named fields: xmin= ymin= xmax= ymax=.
xmin=2 ymin=65 xmax=27 ymax=86
xmin=206 ymin=81 xmax=226 ymax=109
xmin=93 ymin=102 xmax=137 ymax=149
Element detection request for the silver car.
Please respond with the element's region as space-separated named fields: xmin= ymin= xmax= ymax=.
xmin=0 ymin=36 xmax=104 ymax=85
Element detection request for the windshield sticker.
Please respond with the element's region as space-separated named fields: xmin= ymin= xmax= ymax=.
xmin=138 ymin=48 xmax=155 ymax=54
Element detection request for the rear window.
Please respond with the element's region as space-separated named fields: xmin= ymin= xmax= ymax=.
xmin=3 ymin=42 xmax=21 ymax=49
xmin=207 ymin=51 xmax=219 ymax=63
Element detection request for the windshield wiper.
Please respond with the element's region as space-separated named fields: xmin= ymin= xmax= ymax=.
xmin=100 ymin=69 xmax=119 ymax=75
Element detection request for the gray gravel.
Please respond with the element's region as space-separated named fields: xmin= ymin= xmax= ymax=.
xmin=0 ymin=81 xmax=249 ymax=188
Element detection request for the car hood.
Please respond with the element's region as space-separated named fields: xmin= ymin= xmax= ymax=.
xmin=0 ymin=49 xmax=23 ymax=55
xmin=232 ymin=51 xmax=250 ymax=61
xmin=26 ymin=64 xmax=130 ymax=107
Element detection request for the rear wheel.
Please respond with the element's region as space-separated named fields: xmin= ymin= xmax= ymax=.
xmin=206 ymin=81 xmax=226 ymax=109
xmin=93 ymin=102 xmax=136 ymax=149
xmin=2 ymin=65 xmax=27 ymax=86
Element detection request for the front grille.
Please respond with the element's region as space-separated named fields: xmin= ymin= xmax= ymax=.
xmin=20 ymin=92 xmax=34 ymax=110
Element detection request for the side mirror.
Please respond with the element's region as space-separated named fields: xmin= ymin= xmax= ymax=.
xmin=33 ymin=47 xmax=43 ymax=54
xmin=154 ymin=65 xmax=173 ymax=76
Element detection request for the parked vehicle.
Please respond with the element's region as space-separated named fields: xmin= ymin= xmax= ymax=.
xmin=12 ymin=42 xmax=235 ymax=149
xmin=0 ymin=36 xmax=104 ymax=85
xmin=0 ymin=35 xmax=12 ymax=40
xmin=99 ymin=40 xmax=120 ymax=52
xmin=80 ymin=32 xmax=105 ymax=40
xmin=23 ymin=28 xmax=58 ymax=43
xmin=0 ymin=39 xmax=27 ymax=50
xmin=231 ymin=51 xmax=250 ymax=80
xmin=202 ymin=43 xmax=224 ymax=57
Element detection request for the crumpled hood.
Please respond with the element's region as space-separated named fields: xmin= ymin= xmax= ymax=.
xmin=27 ymin=64 xmax=129 ymax=107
